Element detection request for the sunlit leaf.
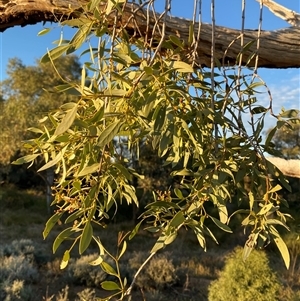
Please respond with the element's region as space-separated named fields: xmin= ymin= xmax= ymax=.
xmin=54 ymin=104 xmax=78 ymax=136
xmin=37 ymin=28 xmax=51 ymax=36
xmin=60 ymin=250 xmax=70 ymax=269
xmin=209 ymin=216 xmax=232 ymax=233
xmin=101 ymin=281 xmax=120 ymax=291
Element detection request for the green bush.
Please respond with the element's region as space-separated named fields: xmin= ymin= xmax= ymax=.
xmin=66 ymin=254 xmax=109 ymax=287
xmin=208 ymin=247 xmax=281 ymax=301
xmin=129 ymin=252 xmax=177 ymax=290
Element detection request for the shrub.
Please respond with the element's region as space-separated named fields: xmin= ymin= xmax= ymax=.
xmin=129 ymin=252 xmax=177 ymax=290
xmin=208 ymin=246 xmax=281 ymax=301
xmin=76 ymin=288 xmax=97 ymax=301
xmin=66 ymin=254 xmax=109 ymax=287
xmin=1 ymin=279 xmax=33 ymax=301
xmin=0 ymin=255 xmax=39 ymax=284
xmin=55 ymin=285 xmax=69 ymax=301
xmin=0 ymin=239 xmax=49 ymax=265
xmin=0 ymin=239 xmax=36 ymax=258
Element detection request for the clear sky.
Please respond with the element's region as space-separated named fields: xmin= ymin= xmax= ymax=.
xmin=0 ymin=0 xmax=299 ymax=130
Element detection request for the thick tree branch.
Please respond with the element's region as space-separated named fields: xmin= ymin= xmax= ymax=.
xmin=1 ymin=0 xmax=300 ymax=68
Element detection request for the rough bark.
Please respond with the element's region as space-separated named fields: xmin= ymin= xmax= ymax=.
xmin=1 ymin=0 xmax=300 ymax=68
xmin=267 ymin=158 xmax=300 ymax=179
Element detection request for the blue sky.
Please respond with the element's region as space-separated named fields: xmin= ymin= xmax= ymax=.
xmin=0 ymin=0 xmax=299 ymax=130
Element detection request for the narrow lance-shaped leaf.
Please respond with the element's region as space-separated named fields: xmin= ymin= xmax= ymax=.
xmin=38 ymin=145 xmax=68 ymax=172
xmin=270 ymin=226 xmax=290 ymax=269
xmin=53 ymin=227 xmax=75 ymax=254
xmin=98 ymin=120 xmax=123 ymax=147
xmin=43 ymin=211 xmax=64 ymax=239
xmin=54 ymin=103 xmax=78 ymax=136
xmin=79 ymin=222 xmax=93 ymax=255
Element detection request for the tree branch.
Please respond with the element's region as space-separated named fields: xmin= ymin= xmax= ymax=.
xmin=1 ymin=0 xmax=300 ymax=68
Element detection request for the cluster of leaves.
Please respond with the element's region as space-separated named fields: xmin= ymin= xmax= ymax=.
xmin=12 ymin=0 xmax=300 ymax=299
xmin=208 ymin=246 xmax=280 ymax=301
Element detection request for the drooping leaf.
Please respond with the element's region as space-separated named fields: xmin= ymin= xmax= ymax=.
xmin=79 ymin=222 xmax=93 ymax=255
xmin=209 ymin=216 xmax=232 ymax=233
xmin=101 ymin=261 xmax=118 ymax=276
xmin=54 ymin=103 xmax=78 ymax=136
xmin=12 ymin=154 xmax=40 ymax=165
xmin=43 ymin=212 xmax=64 ymax=239
xmin=98 ymin=120 xmax=123 ymax=147
xmin=38 ymin=145 xmax=68 ymax=172
xmin=60 ymin=250 xmax=70 ymax=269
xmin=41 ymin=45 xmax=70 ymax=63
xmin=271 ymin=227 xmax=290 ymax=269
xmin=53 ymin=227 xmax=75 ymax=253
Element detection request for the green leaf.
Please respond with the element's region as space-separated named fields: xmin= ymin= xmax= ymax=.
xmin=38 ymin=145 xmax=68 ymax=172
xmin=129 ymin=220 xmax=143 ymax=240
xmin=169 ymin=211 xmax=185 ymax=229
xmin=64 ymin=210 xmax=83 ymax=224
xmin=101 ymin=281 xmax=120 ymax=291
xmin=217 ymin=203 xmax=228 ymax=224
xmin=12 ymin=154 xmax=40 ymax=165
xmin=164 ymin=232 xmax=177 ymax=245
xmin=53 ymin=227 xmax=75 ymax=254
xmin=153 ymin=105 xmax=166 ymax=133
xmin=60 ymin=250 xmax=70 ymax=269
xmin=271 ymin=229 xmax=290 ymax=269
xmin=172 ymin=61 xmax=194 ymax=73
xmin=118 ymin=241 xmax=127 ymax=259
xmin=43 ymin=212 xmax=64 ymax=239
xmin=174 ymin=188 xmax=184 ymax=199
xmin=151 ymin=234 xmax=166 ymax=253
xmin=68 ymin=23 xmax=92 ymax=52
xmin=79 ymin=222 xmax=93 ymax=255
xmin=98 ymin=120 xmax=123 ymax=147
xmin=209 ymin=216 xmax=232 ymax=233
xmin=76 ymin=163 xmax=99 ymax=177
xmin=101 ymin=261 xmax=118 ymax=276
xmin=41 ymin=45 xmax=70 ymax=63
xmin=37 ymin=28 xmax=51 ymax=36
xmin=54 ymin=104 xmax=78 ymax=136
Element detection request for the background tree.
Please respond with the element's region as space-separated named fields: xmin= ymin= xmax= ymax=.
xmin=0 ymin=55 xmax=81 ymax=185
xmin=270 ymin=123 xmax=300 ymax=160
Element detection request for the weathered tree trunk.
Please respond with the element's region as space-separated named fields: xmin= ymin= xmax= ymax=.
xmin=267 ymin=158 xmax=300 ymax=179
xmin=1 ymin=0 xmax=299 ymax=68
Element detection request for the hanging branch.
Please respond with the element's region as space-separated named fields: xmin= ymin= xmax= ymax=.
xmin=256 ymin=0 xmax=300 ymax=27
xmin=0 ymin=0 xmax=299 ymax=68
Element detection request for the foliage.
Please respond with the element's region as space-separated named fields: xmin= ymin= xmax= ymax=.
xmin=11 ymin=0 xmax=300 ymax=299
xmin=268 ymin=122 xmax=300 ymax=159
xmin=128 ymin=252 xmax=177 ymax=290
xmin=208 ymin=246 xmax=281 ymax=301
